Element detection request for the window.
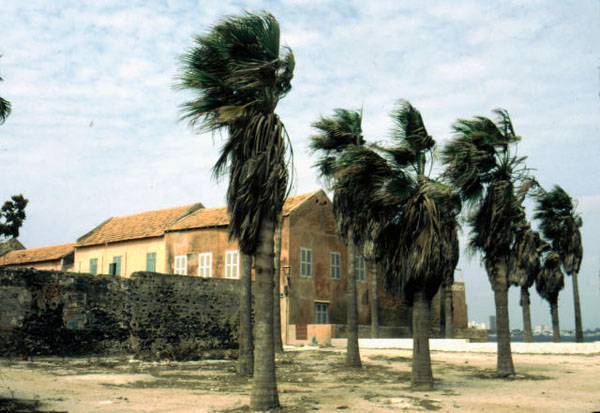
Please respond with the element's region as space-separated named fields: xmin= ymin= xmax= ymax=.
xmin=198 ymin=253 xmax=212 ymax=277
xmin=356 ymin=255 xmax=366 ymax=282
xmin=315 ymin=302 xmax=329 ymax=324
xmin=300 ymin=248 xmax=312 ymax=278
xmin=146 ymin=252 xmax=156 ymax=272
xmin=89 ymin=258 xmax=97 ymax=275
xmin=330 ymin=251 xmax=341 ymax=280
xmin=174 ymin=255 xmax=187 ymax=275
xmin=225 ymin=250 xmax=239 ymax=279
xmin=110 ymin=256 xmax=121 ymax=276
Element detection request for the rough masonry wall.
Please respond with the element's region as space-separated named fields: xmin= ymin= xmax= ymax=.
xmin=0 ymin=268 xmax=239 ymax=357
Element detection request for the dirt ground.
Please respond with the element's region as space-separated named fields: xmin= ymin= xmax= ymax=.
xmin=1 ymin=347 xmax=599 ymax=412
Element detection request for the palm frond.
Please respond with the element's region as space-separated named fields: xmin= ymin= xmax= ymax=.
xmin=534 ymin=185 xmax=583 ymax=275
xmin=535 ymin=251 xmax=565 ymax=304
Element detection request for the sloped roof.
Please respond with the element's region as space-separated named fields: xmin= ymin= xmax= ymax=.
xmin=0 ymin=243 xmax=75 ymax=266
xmin=0 ymin=238 xmax=25 ymax=257
xmin=168 ymin=191 xmax=321 ymax=231
xmin=77 ymin=203 xmax=204 ymax=247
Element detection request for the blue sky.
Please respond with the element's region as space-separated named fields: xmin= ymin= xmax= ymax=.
xmin=1 ymin=0 xmax=599 ymax=330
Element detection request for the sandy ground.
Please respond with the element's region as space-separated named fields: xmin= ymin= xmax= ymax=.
xmin=1 ymin=346 xmax=599 ymax=412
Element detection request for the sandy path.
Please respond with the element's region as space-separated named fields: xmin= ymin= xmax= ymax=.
xmin=1 ymin=347 xmax=599 ymax=412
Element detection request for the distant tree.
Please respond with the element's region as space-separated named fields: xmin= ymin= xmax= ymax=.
xmin=535 ymin=251 xmax=565 ymax=342
xmin=534 ymin=185 xmax=584 ymax=342
xmin=0 ymin=194 xmax=28 ymax=239
xmin=442 ymin=109 xmax=532 ymax=377
xmin=508 ymin=222 xmax=547 ymax=342
xmin=0 ymin=55 xmax=11 ymax=125
xmin=176 ymin=12 xmax=295 ymax=410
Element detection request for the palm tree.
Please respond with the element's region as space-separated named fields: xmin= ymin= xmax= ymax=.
xmin=238 ymin=253 xmax=253 ymax=376
xmin=176 ymin=12 xmax=295 ymax=410
xmin=310 ymin=108 xmax=367 ymax=368
xmin=534 ymin=185 xmax=584 ymax=342
xmin=273 ymin=214 xmax=284 ymax=352
xmin=335 ymin=100 xmax=460 ymax=389
xmin=508 ymin=222 xmax=546 ymax=342
xmin=442 ymin=109 xmax=529 ymax=377
xmin=535 ymin=251 xmax=565 ymax=342
xmin=0 ymin=55 xmax=11 ymax=125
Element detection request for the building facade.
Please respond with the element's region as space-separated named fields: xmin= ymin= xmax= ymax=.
xmin=1 ymin=190 xmax=469 ymax=344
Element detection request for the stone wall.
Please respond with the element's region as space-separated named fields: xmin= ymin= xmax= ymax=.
xmin=0 ymin=268 xmax=239 ymax=357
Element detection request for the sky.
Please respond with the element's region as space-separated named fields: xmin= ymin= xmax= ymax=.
xmin=1 ymin=0 xmax=599 ymax=331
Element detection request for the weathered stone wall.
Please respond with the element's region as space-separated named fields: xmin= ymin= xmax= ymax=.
xmin=0 ymin=268 xmax=239 ymax=357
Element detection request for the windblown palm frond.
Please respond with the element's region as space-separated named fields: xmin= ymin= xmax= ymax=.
xmin=176 ymin=11 xmax=294 ymax=254
xmin=310 ymin=108 xmax=372 ymax=245
xmin=534 ymin=185 xmax=583 ymax=276
xmin=441 ymin=109 xmax=529 ymax=263
xmin=536 ymin=251 xmax=565 ymax=304
xmin=508 ymin=223 xmax=548 ymax=288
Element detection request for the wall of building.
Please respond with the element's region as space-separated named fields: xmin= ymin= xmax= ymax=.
xmin=285 ymin=194 xmax=372 ymax=326
xmin=74 ymin=237 xmax=166 ymax=277
xmin=164 ymin=228 xmax=239 ymax=278
xmin=0 ymin=268 xmax=239 ymax=357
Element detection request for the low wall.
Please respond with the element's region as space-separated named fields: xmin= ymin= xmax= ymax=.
xmin=286 ymin=324 xmax=412 ymax=345
xmin=0 ymin=268 xmax=239 ymax=357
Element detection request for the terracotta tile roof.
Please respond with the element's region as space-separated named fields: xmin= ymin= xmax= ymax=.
xmin=0 ymin=243 xmax=75 ymax=266
xmin=77 ymin=203 xmax=203 ymax=247
xmin=168 ymin=191 xmax=321 ymax=231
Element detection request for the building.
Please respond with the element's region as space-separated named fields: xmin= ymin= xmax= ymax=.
xmin=0 ymin=238 xmax=25 ymax=257
xmin=74 ymin=203 xmax=204 ymax=277
xmin=1 ymin=190 xmax=469 ymax=344
xmin=0 ymin=243 xmax=75 ymax=271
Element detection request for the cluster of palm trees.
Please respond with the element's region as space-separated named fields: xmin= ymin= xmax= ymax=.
xmin=176 ymin=11 xmax=584 ymax=411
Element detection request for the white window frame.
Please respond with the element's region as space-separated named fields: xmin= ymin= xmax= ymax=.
xmin=225 ymin=250 xmax=240 ymax=279
xmin=315 ymin=302 xmax=329 ymax=324
xmin=174 ymin=255 xmax=187 ymax=275
xmin=300 ymin=248 xmax=312 ymax=278
xmin=356 ymin=255 xmax=366 ymax=282
xmin=330 ymin=251 xmax=341 ymax=280
xmin=198 ymin=252 xmax=212 ymax=277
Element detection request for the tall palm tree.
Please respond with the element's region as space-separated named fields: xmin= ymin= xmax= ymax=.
xmin=0 ymin=55 xmax=11 ymax=125
xmin=336 ymin=100 xmax=460 ymax=389
xmin=534 ymin=185 xmax=584 ymax=342
xmin=508 ymin=222 xmax=547 ymax=342
xmin=442 ymin=109 xmax=529 ymax=377
xmin=535 ymin=251 xmax=565 ymax=342
xmin=273 ymin=214 xmax=284 ymax=352
xmin=176 ymin=12 xmax=294 ymax=410
xmin=310 ymin=108 xmax=367 ymax=368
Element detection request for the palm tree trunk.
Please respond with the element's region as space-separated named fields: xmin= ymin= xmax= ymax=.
xmin=412 ymin=289 xmax=433 ymax=389
xmin=571 ymin=272 xmax=584 ymax=342
xmin=491 ymin=260 xmax=515 ymax=377
xmin=346 ymin=233 xmax=361 ymax=367
xmin=550 ymin=301 xmax=561 ymax=343
xmin=444 ymin=284 xmax=454 ymax=338
xmin=250 ymin=217 xmax=279 ymax=411
xmin=237 ymin=253 xmax=253 ymax=377
xmin=520 ymin=286 xmax=534 ymax=343
xmin=273 ymin=214 xmax=284 ymax=353
xmin=370 ymin=263 xmax=379 ymax=338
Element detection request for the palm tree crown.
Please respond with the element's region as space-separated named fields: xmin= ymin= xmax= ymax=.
xmin=441 ymin=109 xmax=528 ymax=270
xmin=176 ymin=12 xmax=295 ymax=254
xmin=534 ymin=185 xmax=583 ymax=276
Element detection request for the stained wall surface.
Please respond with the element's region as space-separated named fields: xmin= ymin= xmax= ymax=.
xmin=0 ymin=268 xmax=239 ymax=357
